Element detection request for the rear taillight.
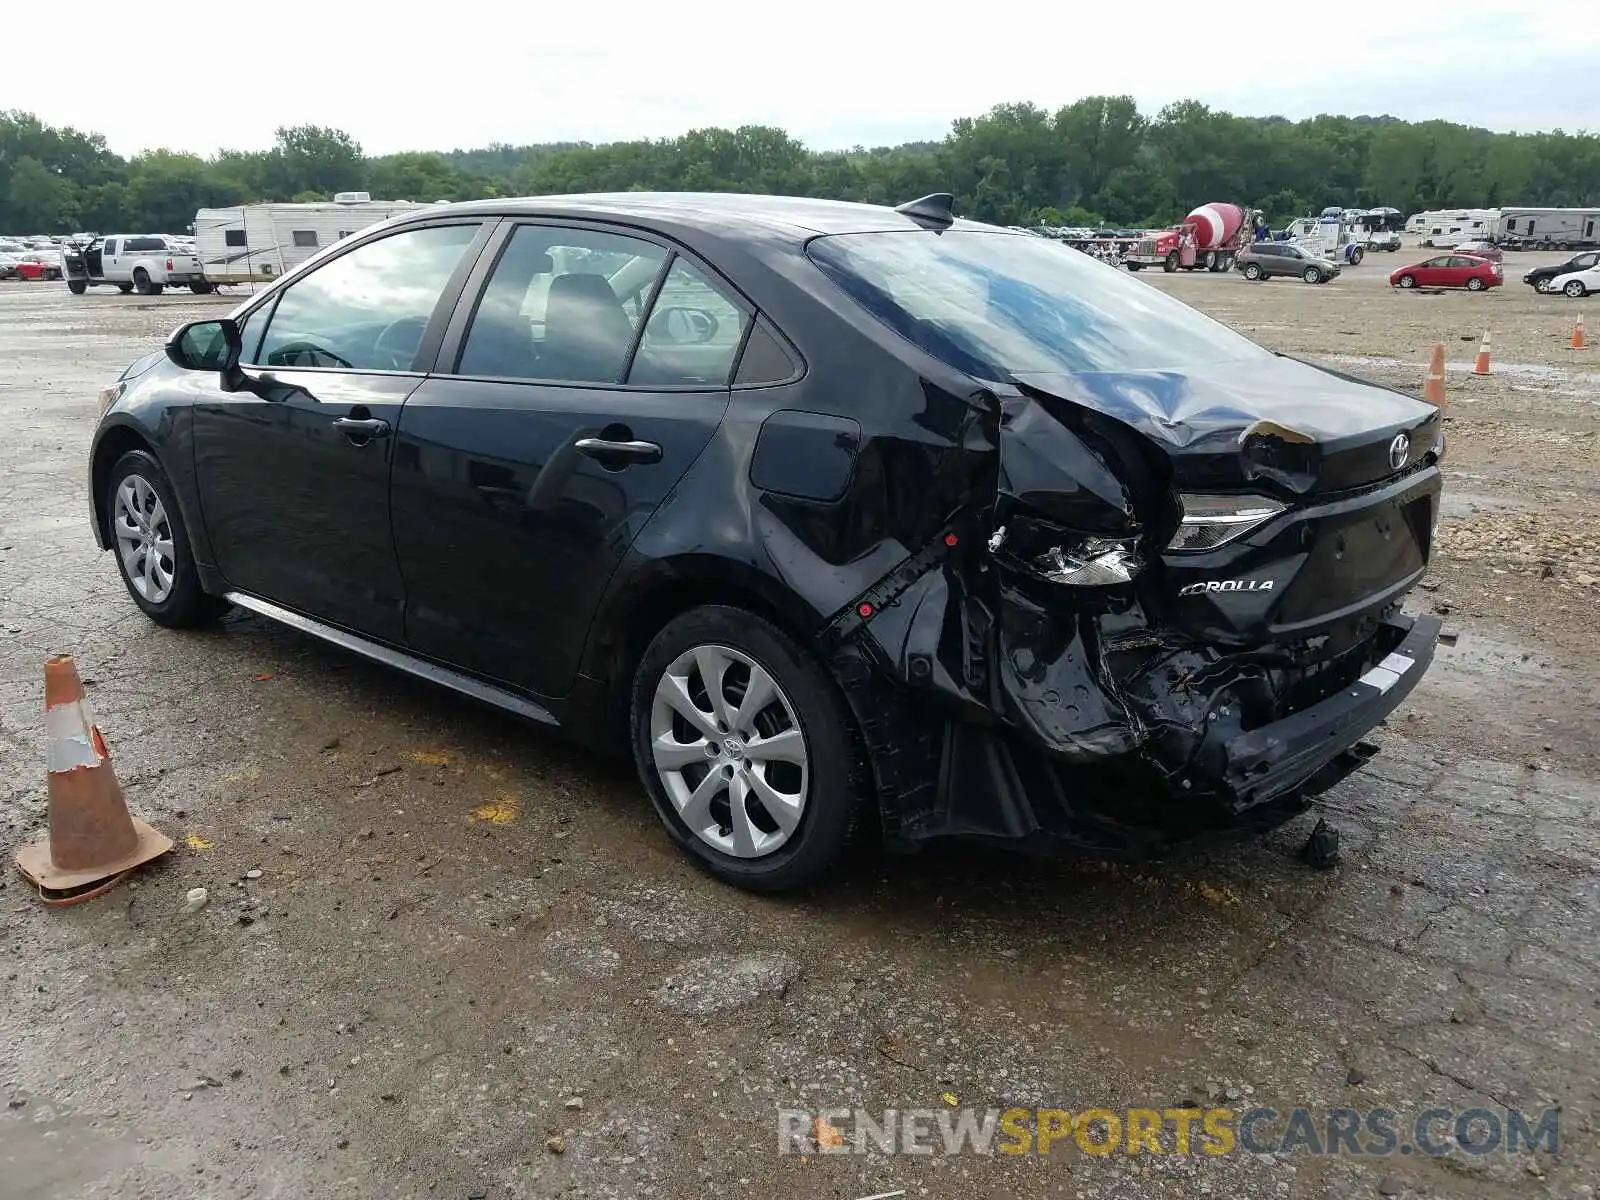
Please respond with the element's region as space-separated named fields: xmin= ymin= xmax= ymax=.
xmin=166 ymin=258 xmax=174 ymax=271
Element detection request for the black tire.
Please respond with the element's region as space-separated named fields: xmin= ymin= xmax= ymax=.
xmin=1398 ymin=274 xmax=1417 ymax=289
xmin=1535 ymin=278 xmax=1553 ymax=294
xmin=189 ymin=281 xmax=215 ymax=295
xmin=105 ymin=450 xmax=229 ymax=629
xmin=630 ymin=605 xmax=861 ymax=893
xmin=1467 ymin=277 xmax=1486 ymax=292
xmin=1164 ymin=251 xmax=1179 ymax=273
xmin=1243 ymin=262 xmax=1263 ymax=281
xmin=118 ymin=283 xmax=134 ymax=294
xmin=1566 ymin=280 xmax=1588 ymax=298
xmin=132 ymin=268 xmax=153 ymax=295
xmin=1303 ymin=267 xmax=1322 ymax=284
xmin=67 ymin=280 xmax=87 ymax=295
xmin=1126 ymin=262 xmax=1143 ymax=272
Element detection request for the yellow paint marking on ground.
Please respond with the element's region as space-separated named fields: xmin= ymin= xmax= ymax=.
xmin=410 ymin=750 xmax=452 ymax=766
xmin=468 ymin=796 xmax=519 ymax=825
xmin=185 ymin=834 xmax=214 ymax=850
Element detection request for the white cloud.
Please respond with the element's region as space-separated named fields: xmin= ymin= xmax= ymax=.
xmin=10 ymin=0 xmax=1594 ymax=156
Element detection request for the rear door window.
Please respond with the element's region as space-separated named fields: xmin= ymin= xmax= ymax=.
xmin=628 ymin=259 xmax=750 ymax=387
xmin=455 ymin=225 xmax=669 ymax=384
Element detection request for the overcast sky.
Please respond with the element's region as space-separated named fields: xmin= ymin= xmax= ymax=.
xmin=13 ymin=2 xmax=1597 ymax=157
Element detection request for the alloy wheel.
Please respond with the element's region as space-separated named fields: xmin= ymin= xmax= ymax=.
xmin=649 ymin=644 xmax=809 ymax=859
xmin=113 ymin=474 xmax=176 ymax=603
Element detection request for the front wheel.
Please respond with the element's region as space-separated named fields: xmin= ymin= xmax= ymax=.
xmin=630 ymin=605 xmax=861 ymax=892
xmin=1536 ymin=278 xmax=1553 ymax=293
xmin=67 ymin=280 xmax=87 ymax=295
xmin=1467 ymin=277 xmax=1487 ymax=292
xmin=1398 ymin=274 xmax=1417 ymax=289
xmin=1164 ymin=251 xmax=1179 ymax=273
xmin=1566 ymin=280 xmax=1588 ymax=298
xmin=106 ymin=450 xmax=228 ymax=629
xmin=1303 ymin=267 xmax=1322 ymax=284
xmin=1126 ymin=262 xmax=1143 ymax=271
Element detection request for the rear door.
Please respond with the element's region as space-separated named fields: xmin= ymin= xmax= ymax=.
xmin=390 ymin=221 xmax=749 ymax=697
xmin=190 ymin=219 xmax=491 ymax=641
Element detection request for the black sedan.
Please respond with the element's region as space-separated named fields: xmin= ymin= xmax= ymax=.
xmin=1524 ymin=250 xmax=1600 ymax=293
xmin=88 ymin=192 xmax=1444 ymax=891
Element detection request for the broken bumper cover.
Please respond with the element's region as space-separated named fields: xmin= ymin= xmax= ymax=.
xmin=1218 ymin=611 xmax=1439 ymax=809
xmin=844 ymin=612 xmax=1441 ymax=857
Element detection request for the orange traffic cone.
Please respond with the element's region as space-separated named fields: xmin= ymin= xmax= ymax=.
xmin=1473 ymin=330 xmax=1492 ymax=376
xmin=1573 ymin=315 xmax=1586 ymax=351
xmin=1423 ymin=342 xmax=1446 ymax=406
xmin=13 ymin=655 xmax=172 ymax=904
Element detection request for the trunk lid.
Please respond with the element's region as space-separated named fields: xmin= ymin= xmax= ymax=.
xmin=1004 ymin=357 xmax=1443 ymax=649
xmin=1011 ymin=354 xmax=1442 ymax=496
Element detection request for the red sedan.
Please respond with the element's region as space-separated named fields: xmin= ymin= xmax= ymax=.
xmin=1390 ymin=253 xmax=1502 ymax=291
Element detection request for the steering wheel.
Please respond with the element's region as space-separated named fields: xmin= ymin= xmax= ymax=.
xmin=374 ymin=316 xmax=429 ymax=370
xmin=267 ymin=341 xmax=354 ymax=369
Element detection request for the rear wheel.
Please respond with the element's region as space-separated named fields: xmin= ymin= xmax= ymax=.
xmin=118 ymin=283 xmax=133 ymax=294
xmin=1467 ymin=277 xmax=1487 ymax=292
xmin=630 ymin=605 xmax=860 ymax=892
xmin=1126 ymin=262 xmax=1143 ymax=272
xmin=67 ymin=280 xmax=87 ymax=295
xmin=1565 ymin=280 xmax=1588 ymax=298
xmin=189 ymin=281 xmax=215 ymax=295
xmin=1202 ymin=250 xmax=1218 ymax=271
xmin=106 ymin=450 xmax=228 ymax=629
xmin=1398 ymin=274 xmax=1417 ymax=289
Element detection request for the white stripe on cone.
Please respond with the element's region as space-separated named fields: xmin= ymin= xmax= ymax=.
xmin=45 ymin=699 xmax=105 ymax=773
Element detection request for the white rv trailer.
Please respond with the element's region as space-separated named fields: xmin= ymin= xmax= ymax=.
xmin=194 ymin=192 xmax=430 ymax=284
xmin=1496 ymin=207 xmax=1600 ymax=249
xmin=1416 ymin=209 xmax=1501 ymax=247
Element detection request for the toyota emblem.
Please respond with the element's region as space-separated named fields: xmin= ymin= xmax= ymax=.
xmin=1388 ymin=433 xmax=1410 ymax=470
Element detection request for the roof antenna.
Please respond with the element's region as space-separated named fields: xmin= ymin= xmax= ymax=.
xmin=895 ymin=193 xmax=957 ymax=230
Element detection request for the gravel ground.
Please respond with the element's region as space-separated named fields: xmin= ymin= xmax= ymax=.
xmin=1 ymin=254 xmax=1597 ymax=1200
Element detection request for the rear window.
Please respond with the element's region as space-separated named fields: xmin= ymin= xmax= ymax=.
xmin=806 ymin=230 xmax=1269 ymax=378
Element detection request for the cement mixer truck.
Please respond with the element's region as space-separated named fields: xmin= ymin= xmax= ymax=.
xmin=1126 ymin=203 xmax=1264 ymax=273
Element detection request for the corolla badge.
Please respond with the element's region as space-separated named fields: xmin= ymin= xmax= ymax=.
xmin=1389 ymin=433 xmax=1411 ymax=470
xmin=1178 ymin=579 xmax=1276 ymax=596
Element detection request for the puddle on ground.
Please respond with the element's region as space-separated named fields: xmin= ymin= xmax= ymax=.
xmin=1319 ymin=354 xmax=1600 ymax=401
xmin=0 ymin=1102 xmax=182 ymax=1197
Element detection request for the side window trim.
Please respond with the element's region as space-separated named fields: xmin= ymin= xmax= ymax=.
xmin=246 ymin=218 xmax=497 ymax=377
xmin=617 ymin=250 xmax=677 ymax=383
xmin=730 ymin=313 xmax=805 ymax=390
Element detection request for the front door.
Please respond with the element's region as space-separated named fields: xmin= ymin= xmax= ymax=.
xmin=190 ymin=220 xmax=488 ymax=641
xmin=391 ymin=222 xmax=749 ymax=697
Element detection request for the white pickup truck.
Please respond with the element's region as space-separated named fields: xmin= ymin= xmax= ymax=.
xmin=63 ymin=234 xmax=212 ymax=295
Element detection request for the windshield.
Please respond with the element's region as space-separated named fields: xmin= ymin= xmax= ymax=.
xmin=806 ymin=230 xmax=1270 ymax=378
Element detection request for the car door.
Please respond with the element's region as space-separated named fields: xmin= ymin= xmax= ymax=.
xmin=1413 ymin=256 xmax=1447 ymax=286
xmin=390 ymin=221 xmax=747 ymax=697
xmin=190 ymin=219 xmax=492 ymax=641
xmin=100 ymin=238 xmax=119 ymax=280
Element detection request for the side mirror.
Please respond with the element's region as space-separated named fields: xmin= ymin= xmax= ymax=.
xmin=166 ymin=318 xmax=241 ymax=374
xmin=648 ymin=306 xmax=719 ymax=346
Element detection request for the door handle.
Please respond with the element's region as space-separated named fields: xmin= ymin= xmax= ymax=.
xmin=574 ymin=437 xmax=662 ymax=465
xmin=332 ymin=416 xmax=391 ymax=441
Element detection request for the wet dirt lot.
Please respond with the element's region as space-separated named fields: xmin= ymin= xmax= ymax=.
xmin=1 ymin=259 xmax=1597 ymax=1200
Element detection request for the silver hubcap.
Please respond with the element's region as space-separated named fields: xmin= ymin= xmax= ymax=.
xmin=649 ymin=644 xmax=808 ymax=859
xmin=113 ymin=474 xmax=176 ymax=603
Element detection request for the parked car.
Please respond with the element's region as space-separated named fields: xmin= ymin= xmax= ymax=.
xmin=1453 ymin=240 xmax=1504 ymax=263
xmin=1236 ymin=242 xmax=1342 ymax=283
xmin=0 ymin=252 xmax=20 ymax=280
xmin=1389 ymin=254 xmax=1502 ymax=291
xmin=1547 ymin=263 xmax=1600 ymax=297
xmin=1524 ymin=251 xmax=1600 ymax=293
xmin=14 ymin=251 xmax=62 ymax=281
xmin=87 ymin=192 xmax=1444 ymax=892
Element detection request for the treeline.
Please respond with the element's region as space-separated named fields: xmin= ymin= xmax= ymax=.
xmin=4 ymin=99 xmax=1600 ymax=235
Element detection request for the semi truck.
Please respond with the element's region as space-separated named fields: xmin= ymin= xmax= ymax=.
xmin=1125 ymin=203 xmax=1264 ymax=273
